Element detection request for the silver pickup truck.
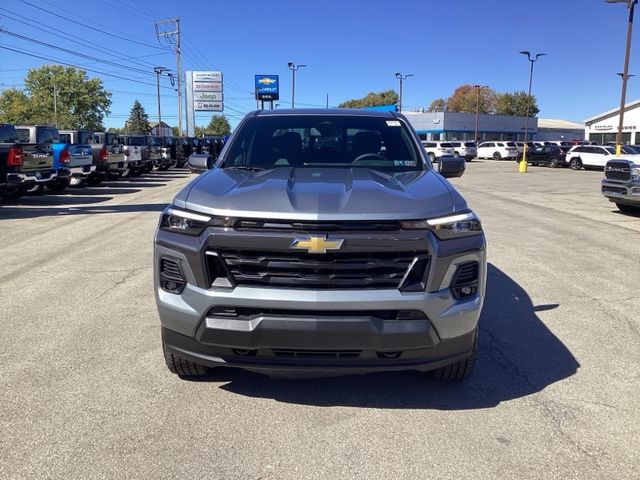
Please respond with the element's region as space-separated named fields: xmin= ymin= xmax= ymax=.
xmin=118 ymin=135 xmax=147 ymax=177
xmin=155 ymin=109 xmax=486 ymax=382
xmin=601 ymin=158 xmax=640 ymax=214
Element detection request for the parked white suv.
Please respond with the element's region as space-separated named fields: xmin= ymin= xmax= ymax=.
xmin=565 ymin=145 xmax=617 ymax=170
xmin=477 ymin=141 xmax=518 ymax=160
xmin=421 ymin=141 xmax=454 ymax=162
xmin=449 ymin=141 xmax=477 ymax=161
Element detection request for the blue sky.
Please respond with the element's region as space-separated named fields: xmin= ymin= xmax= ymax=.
xmin=1 ymin=0 xmax=639 ymax=129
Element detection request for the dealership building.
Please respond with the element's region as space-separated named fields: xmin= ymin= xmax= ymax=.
xmin=402 ymin=111 xmax=537 ymax=142
xmin=585 ymin=99 xmax=640 ymax=144
xmin=400 ymin=111 xmax=585 ymax=142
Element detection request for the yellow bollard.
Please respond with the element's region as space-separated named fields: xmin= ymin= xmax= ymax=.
xmin=518 ymin=145 xmax=528 ymax=173
xmin=616 ymin=144 xmax=621 ymax=157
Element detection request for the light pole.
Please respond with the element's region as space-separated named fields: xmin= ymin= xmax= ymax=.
xmin=288 ymin=62 xmax=306 ymax=108
xmin=608 ymin=0 xmax=638 ymax=155
xmin=154 ymin=66 xmax=169 ymax=136
xmin=395 ymin=72 xmax=413 ymax=112
xmin=518 ymin=51 xmax=546 ymax=173
xmin=473 ymin=85 xmax=489 ymax=142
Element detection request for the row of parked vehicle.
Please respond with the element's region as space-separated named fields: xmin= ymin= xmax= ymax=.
xmin=0 ymin=123 xmax=225 ymax=200
xmin=420 ymin=139 xmax=640 ymax=171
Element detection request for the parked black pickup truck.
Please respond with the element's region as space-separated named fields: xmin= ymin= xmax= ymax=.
xmin=1 ymin=123 xmax=57 ymax=200
xmin=525 ymin=145 xmax=566 ymax=168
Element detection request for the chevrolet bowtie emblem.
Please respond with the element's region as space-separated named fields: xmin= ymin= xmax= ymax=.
xmin=291 ymin=236 xmax=344 ymax=254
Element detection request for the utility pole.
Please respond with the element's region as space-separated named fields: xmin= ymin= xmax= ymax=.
xmin=53 ymin=81 xmax=58 ymax=128
xmin=154 ymin=66 xmax=169 ymax=136
xmin=155 ymin=18 xmax=183 ymax=135
xmin=395 ymin=72 xmax=413 ymax=113
xmin=518 ymin=51 xmax=546 ymax=173
xmin=473 ymin=85 xmax=489 ymax=142
xmin=606 ymin=0 xmax=638 ymax=155
xmin=288 ymin=62 xmax=306 ymax=108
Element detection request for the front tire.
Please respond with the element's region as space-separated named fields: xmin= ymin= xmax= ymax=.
xmin=570 ymin=158 xmax=583 ymax=170
xmin=428 ymin=333 xmax=477 ymax=382
xmin=493 ymin=152 xmax=502 ymax=160
xmin=163 ymin=344 xmax=209 ymax=377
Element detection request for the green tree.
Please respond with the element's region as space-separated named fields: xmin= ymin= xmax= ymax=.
xmin=204 ymin=115 xmax=231 ymax=135
xmin=107 ymin=127 xmax=123 ymax=134
xmin=0 ymin=65 xmax=111 ymax=129
xmin=495 ymin=91 xmax=540 ymax=116
xmin=338 ymin=90 xmax=399 ymax=109
xmin=427 ymin=98 xmax=447 ymax=112
xmin=0 ymin=88 xmax=34 ymax=125
xmin=124 ymin=100 xmax=151 ymax=134
xmin=171 ymin=126 xmax=180 ymax=136
xmin=446 ymin=84 xmax=496 ymax=114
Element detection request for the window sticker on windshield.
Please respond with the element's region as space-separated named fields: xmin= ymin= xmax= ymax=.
xmin=394 ymin=160 xmax=417 ymax=167
xmin=386 ymin=120 xmax=401 ymax=127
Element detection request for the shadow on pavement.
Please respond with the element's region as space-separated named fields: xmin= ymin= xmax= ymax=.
xmin=208 ymin=263 xmax=578 ymax=410
xmin=0 ymin=202 xmax=167 ymax=219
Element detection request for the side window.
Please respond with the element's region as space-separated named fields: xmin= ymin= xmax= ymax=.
xmin=59 ymin=133 xmax=71 ymax=144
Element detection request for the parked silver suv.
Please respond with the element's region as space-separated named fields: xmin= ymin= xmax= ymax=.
xmin=155 ymin=109 xmax=486 ymax=381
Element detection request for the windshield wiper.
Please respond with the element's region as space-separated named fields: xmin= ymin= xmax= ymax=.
xmin=225 ymin=165 xmax=266 ymax=172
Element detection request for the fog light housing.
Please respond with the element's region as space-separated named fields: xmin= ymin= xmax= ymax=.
xmin=159 ymin=258 xmax=186 ymax=294
xmin=450 ymin=262 xmax=479 ymax=300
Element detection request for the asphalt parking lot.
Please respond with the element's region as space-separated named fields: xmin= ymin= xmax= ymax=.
xmin=1 ymin=162 xmax=638 ymax=479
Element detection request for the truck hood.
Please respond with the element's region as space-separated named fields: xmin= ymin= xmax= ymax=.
xmin=181 ymin=167 xmax=465 ymax=221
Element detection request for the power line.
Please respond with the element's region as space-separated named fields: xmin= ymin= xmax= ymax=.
xmin=0 ymin=28 xmax=163 ymax=78
xmin=0 ymin=44 xmax=167 ymax=88
xmin=18 ymin=0 xmax=168 ymax=51
xmin=0 ymin=7 xmax=170 ymax=72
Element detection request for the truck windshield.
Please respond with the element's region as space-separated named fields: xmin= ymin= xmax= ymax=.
xmin=223 ymin=115 xmax=424 ymax=171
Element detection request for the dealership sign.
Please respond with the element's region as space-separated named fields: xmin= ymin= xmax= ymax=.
xmin=193 ymin=82 xmax=223 ymax=92
xmin=255 ymin=74 xmax=279 ymax=101
xmin=185 ymin=71 xmax=224 ymax=136
xmin=193 ymin=71 xmax=222 ymax=83
xmin=194 ymin=92 xmax=223 ymax=101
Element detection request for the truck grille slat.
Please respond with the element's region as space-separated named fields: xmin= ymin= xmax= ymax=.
xmin=214 ymin=250 xmax=426 ymax=290
xmin=605 ymin=161 xmax=632 ymax=181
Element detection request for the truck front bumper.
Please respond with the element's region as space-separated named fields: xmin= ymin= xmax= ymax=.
xmin=155 ymin=232 xmax=486 ymax=375
xmin=602 ymin=179 xmax=640 ymax=206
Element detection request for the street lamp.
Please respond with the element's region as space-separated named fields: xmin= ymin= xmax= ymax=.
xmin=154 ymin=66 xmax=169 ymax=136
xmin=608 ymin=0 xmax=638 ymax=155
xmin=518 ymin=51 xmax=546 ymax=173
xmin=473 ymin=85 xmax=489 ymax=142
xmin=287 ymin=62 xmax=306 ymax=108
xmin=395 ymin=72 xmax=413 ymax=113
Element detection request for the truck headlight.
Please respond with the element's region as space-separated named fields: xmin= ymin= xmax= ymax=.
xmin=159 ymin=207 xmax=235 ymax=236
xmin=400 ymin=211 xmax=482 ymax=239
xmin=632 ymin=167 xmax=640 ymax=180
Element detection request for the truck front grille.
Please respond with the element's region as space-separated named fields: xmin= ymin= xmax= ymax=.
xmin=605 ymin=162 xmax=632 ymax=181
xmin=214 ymin=250 xmax=427 ymax=290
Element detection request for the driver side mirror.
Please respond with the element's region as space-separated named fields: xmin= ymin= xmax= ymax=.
xmin=187 ymin=153 xmax=215 ymax=174
xmin=438 ymin=155 xmax=465 ymax=178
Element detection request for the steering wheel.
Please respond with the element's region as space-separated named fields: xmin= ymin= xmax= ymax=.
xmin=352 ymin=153 xmax=387 ymax=164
